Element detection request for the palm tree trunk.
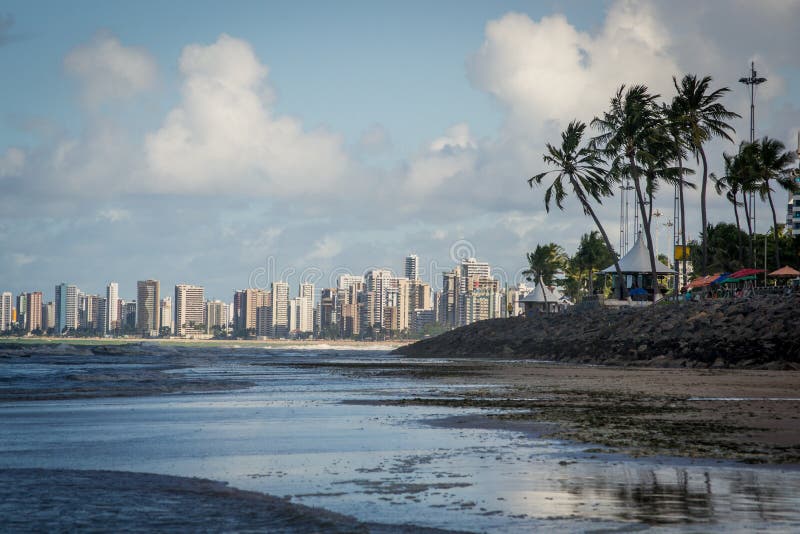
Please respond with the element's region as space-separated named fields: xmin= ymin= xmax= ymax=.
xmin=732 ymin=191 xmax=743 ymax=264
xmin=700 ymin=147 xmax=709 ymax=276
xmin=766 ymin=186 xmax=781 ymax=268
xmin=571 ymin=178 xmax=628 ymax=300
xmin=678 ymin=160 xmax=687 ymax=292
xmin=588 ymin=268 xmax=594 ymax=295
xmin=742 ymin=191 xmax=754 ymax=265
xmin=630 ymin=156 xmax=659 ymax=304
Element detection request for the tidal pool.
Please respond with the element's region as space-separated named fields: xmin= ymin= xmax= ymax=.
xmin=1 ymin=348 xmax=799 ymax=532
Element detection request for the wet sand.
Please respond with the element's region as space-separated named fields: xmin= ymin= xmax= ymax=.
xmin=321 ymin=360 xmax=800 ymax=464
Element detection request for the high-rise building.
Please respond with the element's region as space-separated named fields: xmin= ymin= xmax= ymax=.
xmin=460 ymin=258 xmax=490 ymax=291
xmin=0 ymin=292 xmax=12 ymax=331
xmin=137 ymin=280 xmax=161 ymax=336
xmin=55 ymin=283 xmax=79 ymax=335
xmin=206 ymin=300 xmax=227 ymax=334
xmin=233 ymin=290 xmax=244 ymax=331
xmin=106 ymin=282 xmax=119 ymax=333
xmin=786 ymin=134 xmax=800 ymax=236
xmin=298 ymin=283 xmax=315 ymax=334
xmin=405 ymin=254 xmax=419 ymax=281
xmin=440 ymin=269 xmax=460 ymax=326
xmin=42 ymin=301 xmax=56 ymax=331
xmin=78 ymin=294 xmax=102 ymax=332
xmin=270 ymin=282 xmax=289 ymax=338
xmin=96 ymin=297 xmax=108 ymax=335
xmin=16 ymin=294 xmax=27 ymax=329
xmin=239 ymin=288 xmax=269 ymax=334
xmin=25 ymin=291 xmax=42 ymax=333
xmin=174 ymin=284 xmax=205 ymax=336
xmin=123 ymin=301 xmax=137 ymax=330
xmin=160 ymin=297 xmax=173 ymax=334
xmin=365 ymin=269 xmax=393 ymax=329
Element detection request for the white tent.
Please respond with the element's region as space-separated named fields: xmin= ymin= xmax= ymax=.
xmin=601 ymin=234 xmax=675 ymax=274
xmin=519 ymin=277 xmax=565 ymax=313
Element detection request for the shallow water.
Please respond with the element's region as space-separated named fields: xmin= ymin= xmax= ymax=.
xmin=1 ymin=348 xmax=800 ymax=532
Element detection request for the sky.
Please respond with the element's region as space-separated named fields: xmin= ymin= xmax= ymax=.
xmin=1 ymin=0 xmax=799 ymax=302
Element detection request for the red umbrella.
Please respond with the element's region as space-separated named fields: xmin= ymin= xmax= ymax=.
xmin=728 ymin=268 xmax=765 ymax=279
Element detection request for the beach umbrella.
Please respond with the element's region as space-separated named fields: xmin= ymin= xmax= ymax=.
xmin=768 ymin=265 xmax=800 ymax=277
xmin=728 ymin=268 xmax=765 ymax=279
xmin=629 ymin=287 xmax=648 ymax=296
xmin=710 ymin=272 xmax=731 ymax=285
xmin=724 ymin=275 xmax=757 ymax=283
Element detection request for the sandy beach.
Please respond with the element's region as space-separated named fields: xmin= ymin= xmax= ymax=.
xmin=317 ymin=358 xmax=800 ymax=464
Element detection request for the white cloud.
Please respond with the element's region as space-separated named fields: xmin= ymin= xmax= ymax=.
xmin=145 ymin=34 xmax=348 ymax=195
xmin=306 ymin=236 xmax=343 ymax=261
xmin=468 ymin=3 xmax=680 ymax=131
xmin=64 ymin=32 xmax=157 ymax=106
xmin=0 ymin=147 xmax=25 ymax=177
xmin=11 ymin=253 xmax=35 ymax=266
xmin=405 ymin=123 xmax=478 ymax=194
xmin=96 ymin=208 xmax=131 ymax=223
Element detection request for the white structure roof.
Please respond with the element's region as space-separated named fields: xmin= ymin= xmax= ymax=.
xmin=520 ymin=278 xmax=563 ymax=303
xmin=601 ymin=234 xmax=675 ymax=274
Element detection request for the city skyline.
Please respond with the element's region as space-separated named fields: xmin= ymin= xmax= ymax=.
xmin=1 ymin=1 xmax=798 ymax=299
xmin=1 ymin=253 xmax=532 ymax=338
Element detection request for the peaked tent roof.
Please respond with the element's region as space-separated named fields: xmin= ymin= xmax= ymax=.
xmin=769 ymin=265 xmax=800 ymax=277
xmin=520 ymin=277 xmax=563 ymax=303
xmin=601 ymin=234 xmax=675 ymax=274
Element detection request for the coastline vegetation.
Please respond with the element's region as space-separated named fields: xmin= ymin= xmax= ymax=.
xmin=527 ymin=75 xmax=798 ymax=302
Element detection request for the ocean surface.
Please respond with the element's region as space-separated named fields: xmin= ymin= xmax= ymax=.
xmin=1 ymin=345 xmax=800 ymax=532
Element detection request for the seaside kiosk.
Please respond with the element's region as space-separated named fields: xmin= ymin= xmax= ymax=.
xmin=600 ymin=234 xmax=675 ymax=302
xmin=519 ymin=276 xmax=565 ymax=315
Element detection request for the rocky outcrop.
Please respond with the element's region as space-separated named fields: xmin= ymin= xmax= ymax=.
xmin=394 ymin=295 xmax=800 ymax=369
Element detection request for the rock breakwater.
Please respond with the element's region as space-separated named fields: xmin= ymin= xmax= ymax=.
xmin=395 ymin=295 xmax=800 ymax=368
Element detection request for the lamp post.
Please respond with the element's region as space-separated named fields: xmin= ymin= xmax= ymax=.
xmin=738 ymin=62 xmax=767 ymax=269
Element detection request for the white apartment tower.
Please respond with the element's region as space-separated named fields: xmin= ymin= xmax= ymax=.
xmin=106 ymin=282 xmax=119 ymax=333
xmin=365 ymin=269 xmax=393 ymax=329
xmin=160 ymin=297 xmax=173 ymax=334
xmin=298 ymin=282 xmax=315 ymax=334
xmin=55 ymin=283 xmax=79 ymax=335
xmin=271 ymin=282 xmax=289 ymax=338
xmin=174 ymin=284 xmax=205 ymax=336
xmin=0 ymin=292 xmax=12 ymax=331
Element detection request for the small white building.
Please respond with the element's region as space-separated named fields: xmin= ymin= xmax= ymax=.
xmin=519 ymin=277 xmax=566 ymax=315
xmin=600 ymin=234 xmax=674 ymax=300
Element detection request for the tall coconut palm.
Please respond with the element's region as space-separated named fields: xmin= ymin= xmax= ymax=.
xmin=528 ymin=120 xmax=627 ymax=299
xmin=591 ymin=85 xmax=662 ymax=303
xmin=664 ymin=101 xmax=695 ymax=288
xmin=752 ymin=137 xmax=798 ymax=266
xmin=671 ymin=74 xmax=740 ymax=276
xmin=711 ymin=152 xmax=745 ymax=263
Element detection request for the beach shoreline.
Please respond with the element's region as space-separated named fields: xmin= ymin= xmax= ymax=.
xmin=322 ymin=358 xmax=800 ymax=465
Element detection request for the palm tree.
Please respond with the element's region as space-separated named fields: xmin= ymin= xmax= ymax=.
xmin=523 ymin=243 xmax=566 ymax=286
xmin=664 ymin=101 xmax=695 ymax=288
xmin=712 ymin=152 xmax=746 ymax=263
xmin=671 ymin=74 xmax=740 ymax=275
xmin=592 ymin=85 xmax=662 ymax=303
xmin=528 ymin=120 xmax=627 ymax=299
xmin=574 ymin=231 xmax=615 ymax=295
xmin=752 ymin=137 xmax=798 ymax=266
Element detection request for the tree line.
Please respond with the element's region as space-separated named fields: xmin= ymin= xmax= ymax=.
xmin=527 ymin=75 xmax=798 ymax=302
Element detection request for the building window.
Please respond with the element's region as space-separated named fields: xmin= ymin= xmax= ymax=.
xmin=795 ymin=222 xmax=800 ymax=230
xmin=795 ymin=212 xmax=800 ymax=219
xmin=795 ymin=199 xmax=800 ymax=207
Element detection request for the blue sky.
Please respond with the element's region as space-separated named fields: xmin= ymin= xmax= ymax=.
xmin=1 ymin=1 xmax=798 ymax=301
